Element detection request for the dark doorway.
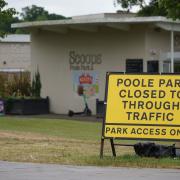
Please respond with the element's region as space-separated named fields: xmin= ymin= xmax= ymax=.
xmin=126 ymin=59 xmax=143 ymax=73
xmin=147 ymin=61 xmax=159 ymax=73
xmin=175 ymin=62 xmax=180 ymax=72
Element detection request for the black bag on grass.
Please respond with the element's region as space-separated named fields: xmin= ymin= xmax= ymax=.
xmin=134 ymin=143 xmax=176 ymax=158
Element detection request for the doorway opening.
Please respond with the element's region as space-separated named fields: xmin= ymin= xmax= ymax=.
xmin=147 ymin=60 xmax=159 ymax=73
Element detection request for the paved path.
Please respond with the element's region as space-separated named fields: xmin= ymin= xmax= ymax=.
xmin=0 ymin=161 xmax=180 ymax=180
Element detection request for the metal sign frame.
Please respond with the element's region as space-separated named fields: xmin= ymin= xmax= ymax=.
xmin=100 ymin=72 xmax=180 ymax=158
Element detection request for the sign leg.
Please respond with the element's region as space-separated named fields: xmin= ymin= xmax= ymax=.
xmin=110 ymin=139 xmax=116 ymax=157
xmin=100 ymin=138 xmax=105 ymax=159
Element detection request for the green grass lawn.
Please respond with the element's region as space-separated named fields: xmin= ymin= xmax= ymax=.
xmin=0 ymin=117 xmax=101 ymax=141
xmin=0 ymin=116 xmax=180 ymax=169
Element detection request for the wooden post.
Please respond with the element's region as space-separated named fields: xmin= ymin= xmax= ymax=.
xmin=100 ymin=137 xmax=105 ymax=158
xmin=110 ymin=139 xmax=116 ymax=157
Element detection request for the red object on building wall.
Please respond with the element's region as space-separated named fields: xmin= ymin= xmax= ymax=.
xmin=79 ymin=74 xmax=93 ymax=84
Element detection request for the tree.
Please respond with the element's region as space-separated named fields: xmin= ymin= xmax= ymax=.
xmin=21 ymin=5 xmax=66 ymax=22
xmin=47 ymin=13 xmax=67 ymax=20
xmin=116 ymin=0 xmax=180 ymax=19
xmin=0 ymin=0 xmax=16 ymax=37
xmin=138 ymin=0 xmax=167 ymax=17
xmin=159 ymin=0 xmax=180 ymax=20
xmin=0 ymin=3 xmax=67 ymax=36
xmin=115 ymin=0 xmax=146 ymax=11
xmin=1 ymin=16 xmax=20 ymax=34
xmin=21 ymin=5 xmax=48 ymax=21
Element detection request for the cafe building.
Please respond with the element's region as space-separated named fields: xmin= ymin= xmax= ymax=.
xmin=12 ymin=13 xmax=180 ymax=114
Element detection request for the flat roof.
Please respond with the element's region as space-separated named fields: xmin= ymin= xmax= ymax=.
xmin=0 ymin=34 xmax=30 ymax=43
xmin=12 ymin=13 xmax=180 ymax=32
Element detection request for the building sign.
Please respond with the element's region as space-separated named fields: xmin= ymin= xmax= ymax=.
xmin=69 ymin=51 xmax=102 ymax=71
xmin=72 ymin=71 xmax=99 ymax=99
xmin=103 ymin=73 xmax=180 ymax=141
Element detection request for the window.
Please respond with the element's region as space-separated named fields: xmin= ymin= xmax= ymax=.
xmin=126 ymin=59 xmax=143 ymax=73
xmin=175 ymin=61 xmax=180 ymax=72
xmin=163 ymin=61 xmax=180 ymax=73
xmin=163 ymin=61 xmax=171 ymax=73
xmin=147 ymin=61 xmax=159 ymax=73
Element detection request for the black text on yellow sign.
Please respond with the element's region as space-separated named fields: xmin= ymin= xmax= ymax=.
xmin=104 ymin=74 xmax=180 ymax=140
xmin=105 ymin=125 xmax=180 ymax=140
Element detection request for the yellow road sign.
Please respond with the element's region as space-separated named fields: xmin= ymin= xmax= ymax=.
xmin=104 ymin=73 xmax=180 ymax=141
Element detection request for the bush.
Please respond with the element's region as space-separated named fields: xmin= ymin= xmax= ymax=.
xmin=31 ymin=68 xmax=42 ymax=98
xmin=0 ymin=72 xmax=31 ymax=98
xmin=0 ymin=75 xmax=6 ymax=97
xmin=6 ymin=72 xmax=31 ymax=97
xmin=0 ymin=69 xmax=42 ymax=99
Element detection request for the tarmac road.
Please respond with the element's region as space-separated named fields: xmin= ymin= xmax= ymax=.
xmin=0 ymin=161 xmax=180 ymax=180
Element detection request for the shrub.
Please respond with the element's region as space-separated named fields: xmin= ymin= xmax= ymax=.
xmin=0 ymin=72 xmax=31 ymax=98
xmin=0 ymin=74 xmax=6 ymax=98
xmin=0 ymin=69 xmax=42 ymax=99
xmin=6 ymin=72 xmax=31 ymax=97
xmin=31 ymin=68 xmax=42 ymax=98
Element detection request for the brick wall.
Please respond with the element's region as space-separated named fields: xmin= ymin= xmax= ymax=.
xmin=0 ymin=42 xmax=31 ymax=71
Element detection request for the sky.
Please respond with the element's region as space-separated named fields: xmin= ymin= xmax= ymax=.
xmin=6 ymin=0 xmax=120 ymax=17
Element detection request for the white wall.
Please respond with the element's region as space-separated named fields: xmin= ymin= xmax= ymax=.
xmin=145 ymin=28 xmax=170 ymax=72
xmin=31 ymin=25 xmax=170 ymax=114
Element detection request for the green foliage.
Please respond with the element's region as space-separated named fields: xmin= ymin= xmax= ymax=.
xmin=14 ymin=28 xmax=28 ymax=35
xmin=0 ymin=71 xmax=42 ymax=99
xmin=116 ymin=0 xmax=146 ymax=11
xmin=0 ymin=16 xmax=19 ymax=34
xmin=0 ymin=72 xmax=31 ymax=98
xmin=116 ymin=0 xmax=180 ymax=19
xmin=6 ymin=72 xmax=31 ymax=97
xmin=21 ymin=5 xmax=48 ymax=22
xmin=31 ymin=77 xmax=36 ymax=97
xmin=159 ymin=0 xmax=180 ymax=20
xmin=0 ymin=0 xmax=16 ymax=37
xmin=0 ymin=74 xmax=6 ymax=97
xmin=0 ymin=3 xmax=67 ymax=35
xmin=31 ymin=68 xmax=42 ymax=98
xmin=21 ymin=5 xmax=66 ymax=22
xmin=48 ymin=13 xmax=68 ymax=20
xmin=138 ymin=0 xmax=167 ymax=17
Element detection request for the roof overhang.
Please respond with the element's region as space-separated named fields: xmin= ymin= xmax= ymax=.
xmin=0 ymin=34 xmax=30 ymax=43
xmin=12 ymin=14 xmax=180 ymax=33
xmin=155 ymin=22 xmax=180 ymax=32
